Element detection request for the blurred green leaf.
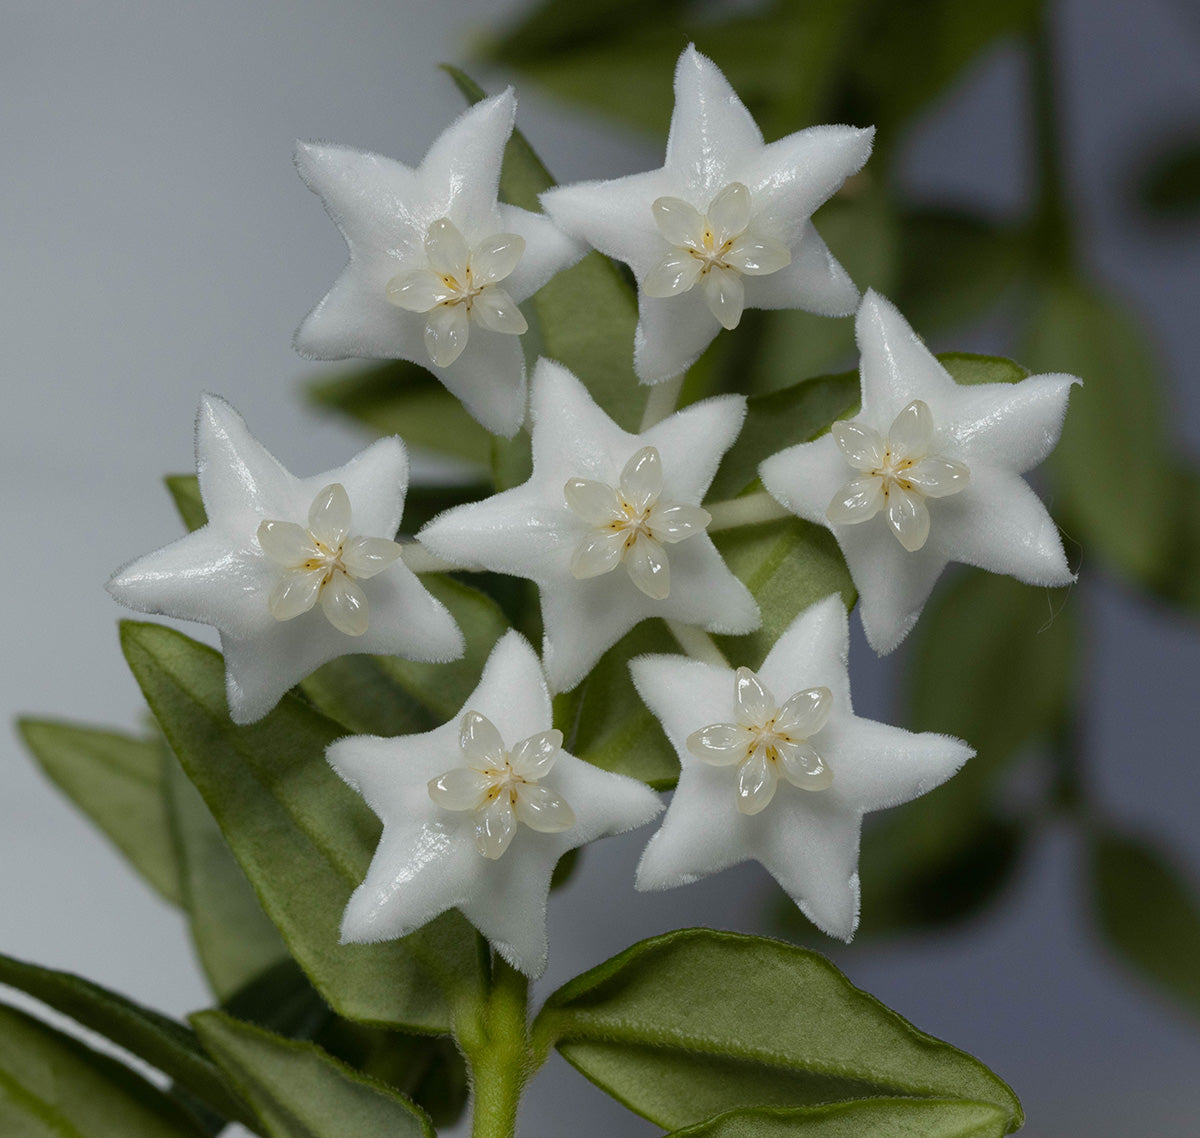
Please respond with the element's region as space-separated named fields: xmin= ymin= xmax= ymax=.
xmin=895 ymin=211 xmax=1028 ymax=334
xmin=1090 ymin=829 xmax=1200 ymax=1019
xmin=308 ymin=362 xmax=493 ymax=467
xmin=1023 ymin=279 xmax=1174 ymax=583
xmin=667 ymin=1098 xmax=1010 ymax=1137
xmin=402 ymin=481 xmax=493 ymax=534
xmin=853 ymin=0 xmax=1040 ymax=155
xmin=856 ymin=570 xmax=1072 ymax=936
xmin=166 ymin=475 xmax=207 ymax=532
xmin=17 ymin=719 xmax=182 ymax=906
xmin=556 ymin=621 xmax=681 ymax=788
xmin=0 ymin=952 xmax=253 ymax=1131
xmin=162 ymin=746 xmax=289 ymax=1002
xmin=1149 ymin=463 xmax=1200 ymax=612
xmin=752 ymin=190 xmax=899 ymax=393
xmin=192 ymin=1011 xmax=434 ymax=1138
xmin=713 ymin=518 xmax=855 ymax=671
xmin=121 ymin=620 xmax=480 ymax=1032
xmin=940 ymin=352 xmax=1028 ymax=387
xmin=0 ymin=1002 xmax=212 ymax=1138
xmin=1136 ymin=134 xmax=1200 ymax=219
xmin=534 ymin=929 xmax=1023 ymax=1133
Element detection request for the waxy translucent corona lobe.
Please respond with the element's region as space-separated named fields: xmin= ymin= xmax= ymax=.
xmin=258 ymin=483 xmax=403 ymax=637
xmin=428 ymin=710 xmax=575 ymax=859
xmin=644 ymin=182 xmax=790 ymax=330
xmin=564 ymin=446 xmax=711 ymax=600
xmin=826 ymin=399 xmax=969 ymax=552
xmin=687 ymin=667 xmax=833 ymax=814
xmin=385 ymin=218 xmax=528 ymax=368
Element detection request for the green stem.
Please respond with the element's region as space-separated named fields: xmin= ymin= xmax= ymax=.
xmin=666 ymin=620 xmax=729 ymax=667
xmin=1030 ymin=8 xmax=1073 ymax=273
xmin=706 ymin=491 xmax=792 ymax=532
xmin=639 ymin=372 xmax=684 ymax=431
xmin=462 ymin=956 xmax=532 ymax=1138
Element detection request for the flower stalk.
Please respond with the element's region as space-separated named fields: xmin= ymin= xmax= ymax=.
xmin=462 ymin=957 xmax=533 ymax=1138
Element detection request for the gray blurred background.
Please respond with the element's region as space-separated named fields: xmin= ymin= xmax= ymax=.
xmin=3 ymin=1 xmax=1200 ymax=1134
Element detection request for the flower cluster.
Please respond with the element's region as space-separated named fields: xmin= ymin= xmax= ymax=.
xmin=107 ymin=46 xmax=1078 ymax=976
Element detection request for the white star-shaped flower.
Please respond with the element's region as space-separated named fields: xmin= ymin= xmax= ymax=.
xmin=107 ymin=395 xmax=463 ymax=724
xmin=631 ymin=594 xmax=973 ymax=940
xmin=294 ymin=89 xmax=583 ymax=436
xmin=327 ymin=630 xmax=662 ymax=977
xmin=418 ymin=358 xmax=760 ymax=692
xmin=760 ymin=290 xmax=1079 ymax=655
xmin=540 ymin=44 xmax=873 ymax=384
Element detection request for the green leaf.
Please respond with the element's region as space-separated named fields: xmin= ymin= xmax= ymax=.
xmin=555 ymin=621 xmax=681 ymax=789
xmin=667 ymin=1097 xmax=1011 ymax=1137
xmin=166 ymin=475 xmax=207 ymax=532
xmin=371 ymin=575 xmax=511 ymax=721
xmin=120 ymin=620 xmax=480 ymax=1032
xmin=751 ymin=191 xmax=899 ymax=395
xmin=0 ymin=952 xmax=253 ymax=1131
xmin=895 ymin=212 xmax=1028 ymax=336
xmin=192 ymin=1011 xmax=433 ymax=1138
xmin=162 ymin=743 xmax=289 ymax=1002
xmin=939 ymin=352 xmax=1028 ymax=387
xmin=300 ymin=654 xmax=440 ymax=738
xmin=713 ymin=518 xmax=855 ymax=671
xmin=220 ymin=961 xmax=469 ymax=1129
xmin=1090 ymin=829 xmax=1200 ymax=1019
xmin=535 ymin=928 xmax=1023 ymax=1132
xmin=308 ymin=361 xmax=493 ymax=467
xmin=709 ymin=371 xmax=858 ymax=500
xmin=856 ymin=569 xmax=1071 ymax=935
xmin=1022 ymin=279 xmax=1174 ymax=583
xmin=17 ymin=719 xmax=182 ymax=906
xmin=0 ymin=1002 xmax=213 ymax=1138
xmin=1136 ymin=134 xmax=1200 ymax=219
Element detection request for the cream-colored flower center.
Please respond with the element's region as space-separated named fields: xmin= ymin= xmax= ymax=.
xmin=384 ymin=217 xmax=528 ymax=368
xmin=687 ymin=667 xmax=833 ymax=815
xmin=428 ymin=711 xmax=575 ymax=860
xmin=826 ymin=399 xmax=970 ymax=553
xmin=563 ymin=445 xmax=711 ymax=601
xmin=257 ymin=483 xmax=402 ymax=637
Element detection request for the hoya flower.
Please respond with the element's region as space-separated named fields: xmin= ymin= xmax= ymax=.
xmin=631 ymin=594 xmax=972 ymax=940
xmin=327 ymin=630 xmax=662 ymax=977
xmin=107 ymin=395 xmax=463 ymax=724
xmin=760 ymin=290 xmax=1078 ymax=654
xmin=540 ymin=45 xmax=873 ymax=383
xmin=419 ymin=359 xmax=760 ymax=692
xmin=294 ymin=89 xmax=582 ymax=436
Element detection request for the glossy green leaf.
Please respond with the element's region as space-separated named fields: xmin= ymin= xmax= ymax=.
xmin=895 ymin=212 xmax=1028 ymax=335
xmin=120 ymin=620 xmax=481 ymax=1032
xmin=668 ymin=1097 xmax=1010 ymax=1137
xmin=1090 ymin=829 xmax=1200 ymax=1019
xmin=535 ymin=929 xmax=1022 ymax=1132
xmin=192 ymin=1011 xmax=434 ymax=1138
xmin=0 ymin=952 xmax=253 ymax=1131
xmin=555 ymin=621 xmax=680 ymax=789
xmin=17 ymin=719 xmax=182 ymax=906
xmin=1022 ymin=279 xmax=1173 ymax=583
xmin=0 ymin=1002 xmax=212 ymax=1138
xmin=1136 ymin=134 xmax=1200 ymax=219
xmin=858 ymin=570 xmax=1071 ymax=935
xmin=166 ymin=474 xmax=207 ymax=532
xmin=713 ymin=518 xmax=855 ymax=672
xmin=308 ymin=361 xmax=493 ymax=466
xmin=162 ymin=744 xmax=289 ymax=1002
